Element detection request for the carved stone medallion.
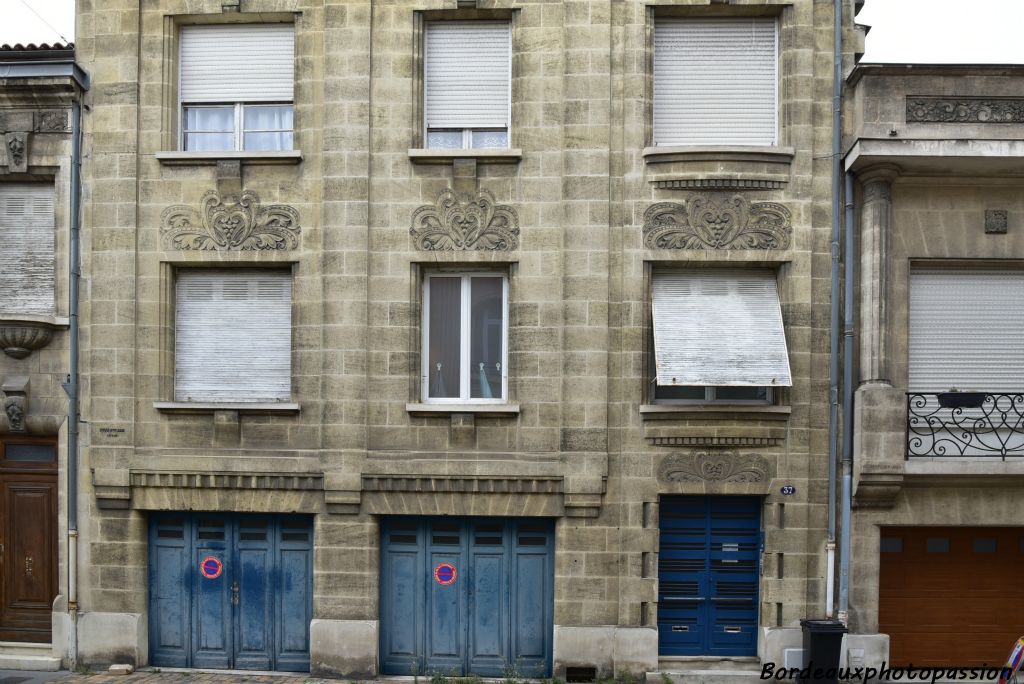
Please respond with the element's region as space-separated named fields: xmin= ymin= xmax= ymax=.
xmin=4 ymin=133 xmax=27 ymax=172
xmin=643 ymin=193 xmax=791 ymax=250
xmin=410 ymin=189 xmax=519 ymax=251
xmin=161 ymin=190 xmax=300 ymax=251
xmin=658 ymin=450 xmax=771 ymax=484
xmin=907 ymin=97 xmax=1024 ymax=124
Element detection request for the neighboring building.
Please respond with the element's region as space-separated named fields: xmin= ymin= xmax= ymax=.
xmin=0 ymin=43 xmax=88 ymax=669
xmin=845 ymin=65 xmax=1024 ymax=666
xmin=68 ymin=0 xmax=861 ymax=676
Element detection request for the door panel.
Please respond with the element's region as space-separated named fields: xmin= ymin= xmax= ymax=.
xmin=380 ymin=517 xmax=554 ymax=677
xmin=0 ymin=471 xmax=57 ymax=642
xmin=148 ymin=513 xmax=312 ymax=671
xmin=880 ymin=526 xmax=1024 ymax=666
xmin=659 ymin=497 xmax=761 ymax=657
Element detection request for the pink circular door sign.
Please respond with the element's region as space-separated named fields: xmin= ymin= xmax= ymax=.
xmin=434 ymin=563 xmax=457 ymax=585
xmin=200 ymin=555 xmax=223 ymax=579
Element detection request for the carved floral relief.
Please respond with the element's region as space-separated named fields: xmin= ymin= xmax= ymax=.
xmin=658 ymin=450 xmax=771 ymax=484
xmin=643 ymin=193 xmax=792 ymax=250
xmin=410 ymin=189 xmax=520 ymax=251
xmin=160 ymin=190 xmax=301 ymax=251
xmin=907 ymin=97 xmax=1024 ymax=124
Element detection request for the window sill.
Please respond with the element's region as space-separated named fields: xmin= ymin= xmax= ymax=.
xmin=643 ymin=145 xmax=795 ymax=164
xmin=406 ymin=402 xmax=520 ymax=417
xmin=408 ymin=148 xmax=523 ymax=165
xmin=154 ymin=401 xmax=301 ymax=414
xmin=155 ymin=150 xmax=303 ymax=166
xmin=640 ymin=404 xmax=792 ymax=421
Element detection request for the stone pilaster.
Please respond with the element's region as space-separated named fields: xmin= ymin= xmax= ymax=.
xmin=858 ymin=166 xmax=899 ymax=386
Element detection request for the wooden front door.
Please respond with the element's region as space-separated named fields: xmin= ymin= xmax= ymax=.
xmin=0 ymin=438 xmax=57 ymax=643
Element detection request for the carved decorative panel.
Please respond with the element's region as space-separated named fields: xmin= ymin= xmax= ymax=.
xmin=160 ymin=190 xmax=300 ymax=251
xmin=643 ymin=193 xmax=791 ymax=250
xmin=410 ymin=189 xmax=519 ymax=251
xmin=658 ymin=450 xmax=771 ymax=484
xmin=907 ymin=97 xmax=1024 ymax=124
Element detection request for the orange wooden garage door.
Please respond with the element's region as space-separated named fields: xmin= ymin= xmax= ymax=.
xmin=879 ymin=527 xmax=1024 ymax=666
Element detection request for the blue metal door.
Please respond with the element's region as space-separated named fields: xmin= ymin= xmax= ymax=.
xmin=148 ymin=513 xmax=313 ymax=671
xmin=658 ymin=496 xmax=761 ymax=656
xmin=380 ymin=517 xmax=554 ymax=677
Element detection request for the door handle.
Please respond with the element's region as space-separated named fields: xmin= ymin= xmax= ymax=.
xmin=231 ymin=580 xmax=239 ymax=605
xmin=710 ymin=597 xmax=752 ymax=603
xmin=663 ymin=597 xmax=704 ymax=602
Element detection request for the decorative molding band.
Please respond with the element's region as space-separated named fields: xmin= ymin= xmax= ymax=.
xmin=161 ymin=189 xmax=301 ymax=251
xmin=643 ymin=193 xmax=792 ymax=250
xmin=33 ymin=111 xmax=68 ymax=132
xmin=361 ymin=475 xmax=562 ymax=494
xmin=130 ymin=471 xmax=323 ymax=491
xmin=648 ymin=436 xmax=783 ymax=448
xmin=907 ymin=97 xmax=1024 ymax=124
xmin=658 ymin=450 xmax=771 ymax=484
xmin=410 ymin=188 xmax=519 ymax=251
xmin=653 ymin=179 xmax=785 ymax=191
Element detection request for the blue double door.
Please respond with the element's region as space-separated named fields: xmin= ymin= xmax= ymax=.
xmin=658 ymin=496 xmax=762 ymax=656
xmin=380 ymin=517 xmax=554 ymax=677
xmin=148 ymin=513 xmax=313 ymax=671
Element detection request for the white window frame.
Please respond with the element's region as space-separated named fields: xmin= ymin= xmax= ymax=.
xmin=179 ymin=102 xmax=294 ymax=152
xmin=651 ymin=382 xmax=774 ymax=406
xmin=423 ymin=20 xmax=512 ymax=150
xmin=421 ymin=271 xmax=509 ymax=404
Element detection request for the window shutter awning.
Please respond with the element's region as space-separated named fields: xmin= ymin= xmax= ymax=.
xmin=653 ymin=17 xmax=778 ymax=146
xmin=425 ymin=21 xmax=511 ymax=129
xmin=179 ymin=24 xmax=295 ymax=102
xmin=652 ymin=269 xmax=791 ymax=387
xmin=909 ymin=269 xmax=1024 ymax=392
xmin=175 ymin=269 xmax=292 ymax=402
xmin=0 ymin=184 xmax=55 ymax=315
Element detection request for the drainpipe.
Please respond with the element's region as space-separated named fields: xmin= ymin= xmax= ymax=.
xmin=67 ymin=97 xmax=82 ymax=668
xmin=825 ymin=0 xmax=844 ymax=619
xmin=838 ymin=171 xmax=855 ymax=624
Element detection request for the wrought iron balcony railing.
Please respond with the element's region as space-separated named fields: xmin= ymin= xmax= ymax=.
xmin=907 ymin=392 xmax=1024 ymax=459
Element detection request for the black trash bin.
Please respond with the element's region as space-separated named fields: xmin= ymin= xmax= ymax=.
xmin=799 ymin=619 xmax=847 ymax=684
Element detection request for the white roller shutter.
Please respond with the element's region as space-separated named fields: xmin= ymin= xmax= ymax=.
xmin=909 ymin=269 xmax=1024 ymax=392
xmin=425 ymin=21 xmax=510 ymax=129
xmin=175 ymin=269 xmax=292 ymax=402
xmin=0 ymin=184 xmax=55 ymax=315
xmin=654 ymin=17 xmax=778 ymax=146
xmin=652 ymin=269 xmax=791 ymax=386
xmin=179 ymin=24 xmax=295 ymax=102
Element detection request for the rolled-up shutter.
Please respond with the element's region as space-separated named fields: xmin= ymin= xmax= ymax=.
xmin=0 ymin=184 xmax=55 ymax=315
xmin=654 ymin=17 xmax=778 ymax=146
xmin=175 ymin=269 xmax=292 ymax=402
xmin=652 ymin=269 xmax=791 ymax=386
xmin=179 ymin=24 xmax=295 ymax=102
xmin=425 ymin=21 xmax=510 ymax=129
xmin=909 ymin=269 xmax=1024 ymax=392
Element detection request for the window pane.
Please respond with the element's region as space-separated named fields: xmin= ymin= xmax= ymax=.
xmin=243 ymin=131 xmax=293 ymax=151
xmin=715 ymin=386 xmax=769 ymax=402
xmin=471 ymin=129 xmax=508 ymax=149
xmin=427 ymin=130 xmax=463 ymax=149
xmin=5 ymin=444 xmax=55 ymax=462
xmin=243 ymin=105 xmax=293 ymax=131
xmin=654 ymin=385 xmax=705 ymax=401
xmin=428 ymin=277 xmax=461 ymax=399
xmin=184 ymin=132 xmax=235 ymax=152
xmin=184 ymin=106 xmax=234 ymax=132
xmin=470 ymin=277 xmax=503 ymax=399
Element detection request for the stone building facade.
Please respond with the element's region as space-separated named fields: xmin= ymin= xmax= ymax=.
xmin=67 ymin=0 xmax=861 ymax=676
xmin=0 ymin=42 xmax=87 ymax=671
xmin=844 ymin=65 xmax=1024 ymax=668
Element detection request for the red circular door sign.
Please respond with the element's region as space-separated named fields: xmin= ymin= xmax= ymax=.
xmin=200 ymin=556 xmax=223 ymax=580
xmin=433 ymin=563 xmax=457 ymax=585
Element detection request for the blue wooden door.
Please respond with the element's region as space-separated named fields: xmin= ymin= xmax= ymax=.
xmin=148 ymin=513 xmax=313 ymax=671
xmin=380 ymin=517 xmax=554 ymax=677
xmin=658 ymin=497 xmax=761 ymax=656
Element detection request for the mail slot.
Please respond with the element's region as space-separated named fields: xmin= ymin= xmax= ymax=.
xmin=724 ymin=627 xmax=742 ymax=634
xmin=671 ymin=625 xmax=689 ymax=632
